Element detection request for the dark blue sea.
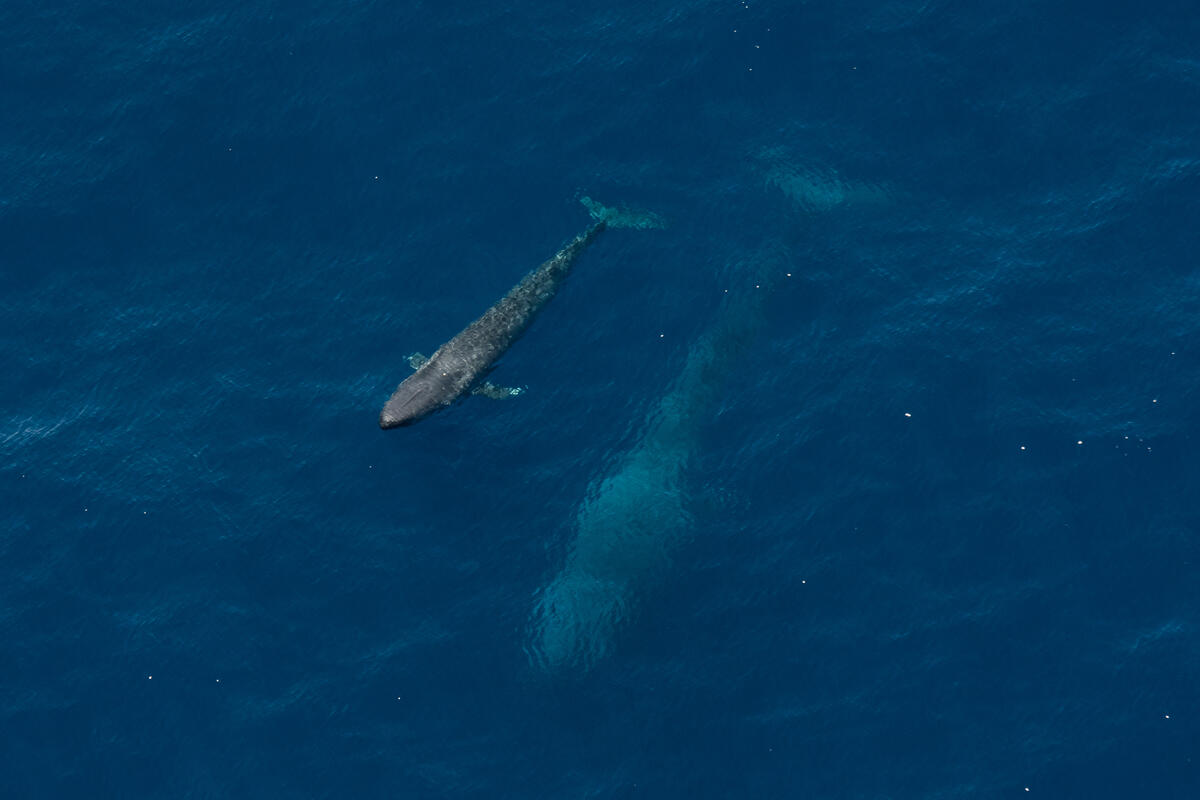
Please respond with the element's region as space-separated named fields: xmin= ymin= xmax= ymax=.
xmin=3 ymin=1 xmax=1199 ymax=797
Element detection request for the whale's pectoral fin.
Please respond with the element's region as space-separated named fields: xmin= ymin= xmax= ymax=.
xmin=407 ymin=352 xmax=429 ymax=370
xmin=473 ymin=382 xmax=526 ymax=400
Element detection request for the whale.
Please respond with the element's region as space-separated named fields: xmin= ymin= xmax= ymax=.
xmin=528 ymin=242 xmax=790 ymax=672
xmin=379 ymin=198 xmax=665 ymax=429
xmin=379 ymin=221 xmax=608 ymax=428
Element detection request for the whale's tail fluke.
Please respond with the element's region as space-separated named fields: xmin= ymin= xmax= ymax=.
xmin=578 ymin=195 xmax=667 ymax=230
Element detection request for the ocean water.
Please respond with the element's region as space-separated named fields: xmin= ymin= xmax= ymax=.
xmin=3 ymin=0 xmax=1199 ymax=797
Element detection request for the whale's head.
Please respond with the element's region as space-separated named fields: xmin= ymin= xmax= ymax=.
xmin=379 ymin=370 xmax=456 ymax=428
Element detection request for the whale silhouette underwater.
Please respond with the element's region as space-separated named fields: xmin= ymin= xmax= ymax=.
xmin=527 ymin=242 xmax=794 ymax=673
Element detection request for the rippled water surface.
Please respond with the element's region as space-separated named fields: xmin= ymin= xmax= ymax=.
xmin=3 ymin=1 xmax=1198 ymax=797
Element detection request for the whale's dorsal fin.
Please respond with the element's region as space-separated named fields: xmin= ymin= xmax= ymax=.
xmin=473 ymin=382 xmax=525 ymax=400
xmin=407 ymin=352 xmax=429 ymax=370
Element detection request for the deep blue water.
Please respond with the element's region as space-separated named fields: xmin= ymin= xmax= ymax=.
xmin=3 ymin=1 xmax=1199 ymax=797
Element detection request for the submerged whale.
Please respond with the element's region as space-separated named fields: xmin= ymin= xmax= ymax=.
xmin=380 ymin=199 xmax=664 ymax=428
xmin=528 ymin=243 xmax=791 ymax=672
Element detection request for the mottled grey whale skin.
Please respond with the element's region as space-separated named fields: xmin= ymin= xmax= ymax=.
xmin=379 ymin=221 xmax=607 ymax=428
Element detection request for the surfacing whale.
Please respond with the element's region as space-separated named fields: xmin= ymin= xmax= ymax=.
xmin=379 ymin=222 xmax=606 ymax=428
xmin=379 ymin=199 xmax=663 ymax=428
